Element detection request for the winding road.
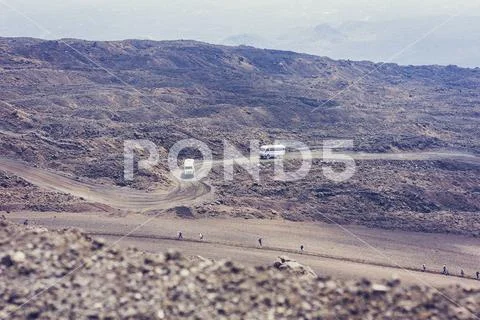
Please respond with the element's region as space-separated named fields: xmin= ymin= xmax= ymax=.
xmin=1 ymin=149 xmax=478 ymax=211
xmin=2 ymin=150 xmax=480 ymax=288
xmin=0 ymin=157 xmax=212 ymax=211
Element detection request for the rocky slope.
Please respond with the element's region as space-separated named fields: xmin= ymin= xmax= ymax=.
xmin=206 ymin=159 xmax=480 ymax=236
xmin=2 ymin=37 xmax=480 ymax=168
xmin=1 ymin=37 xmax=479 ymax=233
xmin=0 ymin=220 xmax=479 ymax=319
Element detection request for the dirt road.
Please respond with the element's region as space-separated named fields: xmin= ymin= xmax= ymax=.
xmin=0 ymin=157 xmax=212 ymax=211
xmin=7 ymin=211 xmax=480 ymax=288
xmin=1 ymin=150 xmax=478 ymax=212
xmin=2 ymin=151 xmax=480 ymax=288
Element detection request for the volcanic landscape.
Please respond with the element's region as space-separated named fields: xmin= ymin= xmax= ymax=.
xmin=1 ymin=37 xmax=480 ymax=319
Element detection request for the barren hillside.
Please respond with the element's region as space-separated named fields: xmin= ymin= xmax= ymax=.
xmin=1 ymin=37 xmax=479 ymax=233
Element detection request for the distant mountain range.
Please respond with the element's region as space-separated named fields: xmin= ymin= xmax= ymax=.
xmin=222 ymin=16 xmax=480 ymax=67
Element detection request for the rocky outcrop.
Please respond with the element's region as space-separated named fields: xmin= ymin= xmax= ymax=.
xmin=273 ymin=255 xmax=317 ymax=278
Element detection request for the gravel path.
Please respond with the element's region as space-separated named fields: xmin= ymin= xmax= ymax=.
xmin=1 ymin=219 xmax=479 ymax=319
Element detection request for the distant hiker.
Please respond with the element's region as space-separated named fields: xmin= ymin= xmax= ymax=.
xmin=442 ymin=265 xmax=448 ymax=275
xmin=23 ymin=219 xmax=28 ymax=226
xmin=300 ymin=245 xmax=304 ymax=252
xmin=177 ymin=231 xmax=183 ymax=240
xmin=199 ymin=233 xmax=204 ymax=240
xmin=476 ymin=271 xmax=479 ymax=280
xmin=422 ymin=264 xmax=426 ymax=272
xmin=258 ymin=238 xmax=263 ymax=247
xmin=461 ymin=269 xmax=465 ymax=277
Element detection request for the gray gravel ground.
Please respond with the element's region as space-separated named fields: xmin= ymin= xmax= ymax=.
xmin=0 ymin=219 xmax=479 ymax=319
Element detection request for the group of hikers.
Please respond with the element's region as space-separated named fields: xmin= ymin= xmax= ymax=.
xmin=422 ymin=263 xmax=480 ymax=279
xmin=177 ymin=231 xmax=202 ymax=241
xmin=258 ymin=237 xmax=305 ymax=252
xmin=177 ymin=231 xmax=480 ymax=280
xmin=178 ymin=233 xmax=306 ymax=252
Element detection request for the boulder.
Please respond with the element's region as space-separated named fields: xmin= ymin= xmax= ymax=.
xmin=273 ymin=256 xmax=317 ymax=278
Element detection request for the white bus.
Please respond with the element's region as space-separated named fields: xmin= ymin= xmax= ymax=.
xmin=183 ymin=159 xmax=195 ymax=177
xmin=259 ymin=144 xmax=286 ymax=159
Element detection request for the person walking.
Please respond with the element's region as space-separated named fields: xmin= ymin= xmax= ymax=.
xmin=258 ymin=238 xmax=263 ymax=247
xmin=422 ymin=264 xmax=426 ymax=272
xmin=442 ymin=265 xmax=448 ymax=275
xmin=199 ymin=233 xmax=203 ymax=240
xmin=476 ymin=271 xmax=479 ymax=280
xmin=461 ymin=269 xmax=465 ymax=277
xmin=300 ymin=245 xmax=304 ymax=252
xmin=177 ymin=231 xmax=183 ymax=240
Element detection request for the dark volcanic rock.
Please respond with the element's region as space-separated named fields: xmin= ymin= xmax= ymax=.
xmin=1 ymin=37 xmax=480 ymax=234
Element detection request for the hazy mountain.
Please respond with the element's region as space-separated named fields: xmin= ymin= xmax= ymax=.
xmin=222 ymin=16 xmax=480 ymax=67
xmin=222 ymin=34 xmax=272 ymax=49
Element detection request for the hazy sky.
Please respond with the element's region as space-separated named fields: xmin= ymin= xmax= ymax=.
xmin=1 ymin=1 xmax=480 ymax=66
xmin=0 ymin=0 xmax=477 ymax=40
